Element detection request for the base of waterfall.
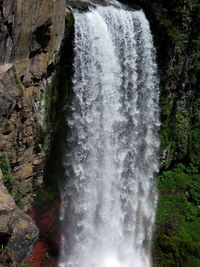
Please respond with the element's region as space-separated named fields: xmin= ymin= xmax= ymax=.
xmin=59 ymin=251 xmax=151 ymax=267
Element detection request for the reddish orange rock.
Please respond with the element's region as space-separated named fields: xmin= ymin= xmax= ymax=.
xmin=27 ymin=196 xmax=61 ymax=266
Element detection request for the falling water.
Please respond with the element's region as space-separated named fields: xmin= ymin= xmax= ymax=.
xmin=59 ymin=4 xmax=160 ymax=267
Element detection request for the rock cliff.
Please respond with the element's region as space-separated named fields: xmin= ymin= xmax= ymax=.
xmin=0 ymin=0 xmax=66 ymax=209
xmin=0 ymin=0 xmax=66 ymax=263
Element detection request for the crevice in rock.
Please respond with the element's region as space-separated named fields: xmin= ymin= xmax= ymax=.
xmin=47 ymin=62 xmax=55 ymax=76
xmin=0 ymin=1 xmax=5 ymax=20
xmin=14 ymin=104 xmax=20 ymax=112
xmin=31 ymin=77 xmax=41 ymax=84
xmin=0 ymin=1 xmax=13 ymax=40
xmin=0 ymin=233 xmax=10 ymax=247
xmin=20 ymin=75 xmax=24 ymax=83
xmin=29 ymin=18 xmax=52 ymax=60
xmin=29 ymin=49 xmax=42 ymax=59
xmin=6 ymin=113 xmax=12 ymax=120
xmin=20 ymin=117 xmax=27 ymax=124
xmin=2 ymin=129 xmax=11 ymax=135
xmin=33 ymin=18 xmax=52 ymax=50
xmin=4 ymin=20 xmax=13 ymax=41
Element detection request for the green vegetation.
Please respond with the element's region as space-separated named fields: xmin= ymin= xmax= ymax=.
xmin=0 ymin=153 xmax=24 ymax=209
xmin=153 ymin=164 xmax=200 ymax=266
xmin=152 ymin=0 xmax=200 ymax=265
xmin=34 ymin=124 xmax=53 ymax=153
xmin=33 ymin=187 xmax=55 ymax=205
xmin=0 ymin=153 xmax=16 ymax=190
xmin=33 ymin=12 xmax=74 ymax=207
xmin=155 ymin=0 xmax=200 ymax=167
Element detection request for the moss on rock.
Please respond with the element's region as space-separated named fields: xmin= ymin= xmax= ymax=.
xmin=151 ymin=0 xmax=200 ymax=265
xmin=33 ymin=11 xmax=74 ymax=206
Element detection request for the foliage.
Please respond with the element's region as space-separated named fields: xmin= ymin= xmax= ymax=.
xmin=153 ymin=163 xmax=200 ymax=266
xmin=33 ymin=187 xmax=55 ymax=205
xmin=155 ymin=0 xmax=200 ymax=168
xmin=34 ymin=124 xmax=49 ymax=153
xmin=152 ymin=0 xmax=200 ymax=265
xmin=0 ymin=152 xmax=16 ymax=190
xmin=53 ymin=54 xmax=60 ymax=66
xmin=188 ymin=182 xmax=200 ymax=206
xmin=0 ymin=153 xmax=24 ymax=209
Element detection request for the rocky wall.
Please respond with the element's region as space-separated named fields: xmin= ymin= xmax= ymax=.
xmin=0 ymin=0 xmax=66 ymax=209
xmin=0 ymin=0 xmax=67 ymax=263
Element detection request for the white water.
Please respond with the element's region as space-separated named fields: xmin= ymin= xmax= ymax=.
xmin=59 ymin=5 xmax=160 ymax=267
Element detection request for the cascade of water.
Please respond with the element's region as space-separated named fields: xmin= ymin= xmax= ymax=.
xmin=59 ymin=5 xmax=160 ymax=267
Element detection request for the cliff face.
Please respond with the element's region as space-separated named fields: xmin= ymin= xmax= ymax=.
xmin=0 ymin=0 xmax=66 ymax=263
xmin=0 ymin=0 xmax=65 ymax=208
xmin=0 ymin=0 xmax=65 ymax=63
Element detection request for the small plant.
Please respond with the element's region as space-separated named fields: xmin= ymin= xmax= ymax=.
xmin=34 ymin=124 xmax=50 ymax=153
xmin=54 ymin=54 xmax=60 ymax=65
xmin=0 ymin=153 xmax=24 ymax=209
xmin=0 ymin=153 xmax=16 ymax=191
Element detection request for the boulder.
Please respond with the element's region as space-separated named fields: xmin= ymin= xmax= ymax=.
xmin=0 ymin=168 xmax=39 ymax=263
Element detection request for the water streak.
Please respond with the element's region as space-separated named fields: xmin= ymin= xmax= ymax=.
xmin=59 ymin=5 xmax=160 ymax=267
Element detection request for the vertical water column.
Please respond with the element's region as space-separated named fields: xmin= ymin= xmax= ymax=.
xmin=59 ymin=5 xmax=160 ymax=267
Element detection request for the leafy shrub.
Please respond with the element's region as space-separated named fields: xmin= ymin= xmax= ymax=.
xmin=0 ymin=153 xmax=16 ymax=192
xmin=188 ymin=182 xmax=200 ymax=206
xmin=0 ymin=153 xmax=24 ymax=208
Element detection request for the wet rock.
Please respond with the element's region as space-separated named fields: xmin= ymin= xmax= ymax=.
xmin=27 ymin=196 xmax=61 ymax=265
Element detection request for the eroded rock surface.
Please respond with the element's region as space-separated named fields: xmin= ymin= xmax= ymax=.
xmin=0 ymin=169 xmax=39 ymax=263
xmin=0 ymin=63 xmax=46 ymax=209
xmin=0 ymin=0 xmax=66 ymax=209
xmin=0 ymin=0 xmax=66 ymax=264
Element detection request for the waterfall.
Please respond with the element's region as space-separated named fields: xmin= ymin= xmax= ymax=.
xmin=59 ymin=4 xmax=160 ymax=267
